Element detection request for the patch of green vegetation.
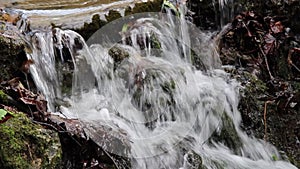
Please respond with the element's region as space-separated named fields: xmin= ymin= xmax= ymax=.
xmin=105 ymin=10 xmax=122 ymax=23
xmin=288 ymin=156 xmax=300 ymax=169
xmin=108 ymin=45 xmax=130 ymax=70
xmin=0 ymin=90 xmax=8 ymax=103
xmin=210 ymin=113 xmax=243 ymax=154
xmin=272 ymin=154 xmax=278 ymax=161
xmin=0 ymin=108 xmax=15 ymax=121
xmin=242 ymin=71 xmax=268 ymax=92
xmin=125 ymin=0 xmax=163 ymax=15
xmin=0 ymin=113 xmax=62 ymax=169
xmin=150 ymin=34 xmax=161 ymax=49
xmin=75 ymin=14 xmax=107 ymax=40
xmin=161 ymin=79 xmax=176 ymax=94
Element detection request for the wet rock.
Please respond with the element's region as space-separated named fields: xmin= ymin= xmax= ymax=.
xmin=109 ymin=45 xmax=130 ymax=70
xmin=0 ymin=112 xmax=62 ymax=169
xmin=0 ymin=33 xmax=27 ymax=82
xmin=0 ymin=9 xmax=31 ymax=87
xmin=236 ymin=71 xmax=267 ymax=138
xmin=75 ymin=0 xmax=163 ymax=40
xmin=210 ymin=113 xmax=243 ymax=154
xmin=49 ymin=115 xmax=131 ymax=169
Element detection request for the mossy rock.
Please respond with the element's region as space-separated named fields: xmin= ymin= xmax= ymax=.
xmin=0 ymin=34 xmax=27 ymax=82
xmin=75 ymin=0 xmax=163 ymax=40
xmin=210 ymin=113 xmax=243 ymax=154
xmin=0 ymin=90 xmax=9 ymax=104
xmin=0 ymin=113 xmax=62 ymax=169
xmin=230 ymin=70 xmax=267 ymax=138
xmin=108 ymin=45 xmax=130 ymax=70
xmin=105 ymin=10 xmax=122 ymax=23
xmin=125 ymin=0 xmax=163 ymax=16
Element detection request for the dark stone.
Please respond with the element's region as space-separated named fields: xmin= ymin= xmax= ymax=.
xmin=75 ymin=0 xmax=163 ymax=40
xmin=0 ymin=34 xmax=27 ymax=82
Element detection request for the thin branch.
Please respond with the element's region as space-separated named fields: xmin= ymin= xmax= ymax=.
xmin=102 ymin=149 xmax=121 ymax=169
xmin=288 ymin=49 xmax=300 ymax=73
xmin=259 ymin=47 xmax=274 ymax=80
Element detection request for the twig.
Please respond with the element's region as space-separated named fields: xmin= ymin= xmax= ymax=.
xmin=32 ymin=120 xmax=59 ymax=131
xmin=259 ymin=47 xmax=274 ymax=80
xmin=243 ymin=21 xmax=274 ymax=80
xmin=31 ymin=119 xmax=83 ymax=146
xmin=287 ymin=48 xmax=300 ymax=73
xmin=101 ymin=149 xmax=121 ymax=169
xmin=290 ymin=62 xmax=300 ymax=72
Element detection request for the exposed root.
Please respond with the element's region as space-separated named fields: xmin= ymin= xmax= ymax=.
xmin=259 ymin=47 xmax=274 ymax=80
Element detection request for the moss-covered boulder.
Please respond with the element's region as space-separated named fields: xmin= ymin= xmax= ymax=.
xmin=108 ymin=45 xmax=130 ymax=70
xmin=0 ymin=113 xmax=62 ymax=169
xmin=210 ymin=113 xmax=243 ymax=154
xmin=0 ymin=34 xmax=27 ymax=82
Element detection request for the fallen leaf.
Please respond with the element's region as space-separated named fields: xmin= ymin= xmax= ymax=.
xmin=0 ymin=109 xmax=8 ymax=120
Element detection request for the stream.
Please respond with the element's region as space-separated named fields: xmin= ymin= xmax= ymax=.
xmin=2 ymin=0 xmax=299 ymax=168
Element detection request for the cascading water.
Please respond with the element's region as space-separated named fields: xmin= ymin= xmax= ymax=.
xmin=23 ymin=4 xmax=297 ymax=169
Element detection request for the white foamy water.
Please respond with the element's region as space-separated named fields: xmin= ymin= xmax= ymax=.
xmin=23 ymin=5 xmax=297 ymax=169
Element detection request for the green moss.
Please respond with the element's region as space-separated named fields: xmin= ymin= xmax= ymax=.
xmin=288 ymin=156 xmax=300 ymax=169
xmin=150 ymin=34 xmax=161 ymax=49
xmin=272 ymin=154 xmax=279 ymax=161
xmin=0 ymin=90 xmax=8 ymax=103
xmin=161 ymin=79 xmax=176 ymax=94
xmin=243 ymin=72 xmax=268 ymax=93
xmin=105 ymin=10 xmax=122 ymax=23
xmin=108 ymin=45 xmax=130 ymax=70
xmin=210 ymin=113 xmax=243 ymax=154
xmin=0 ymin=113 xmax=62 ymax=169
xmin=75 ymin=14 xmax=107 ymax=40
xmin=75 ymin=0 xmax=163 ymax=40
xmin=126 ymin=0 xmax=163 ymax=15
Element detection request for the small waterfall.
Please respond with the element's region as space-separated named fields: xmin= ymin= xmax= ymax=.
xmin=213 ymin=0 xmax=235 ymax=28
xmin=24 ymin=6 xmax=297 ymax=169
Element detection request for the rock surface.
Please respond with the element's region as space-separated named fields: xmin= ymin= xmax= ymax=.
xmin=0 ymin=112 xmax=62 ymax=169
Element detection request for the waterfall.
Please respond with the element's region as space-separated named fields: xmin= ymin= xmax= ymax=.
xmin=211 ymin=0 xmax=235 ymax=28
xmin=24 ymin=7 xmax=297 ymax=169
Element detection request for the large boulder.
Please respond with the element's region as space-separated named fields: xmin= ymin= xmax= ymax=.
xmin=0 ymin=112 xmax=62 ymax=169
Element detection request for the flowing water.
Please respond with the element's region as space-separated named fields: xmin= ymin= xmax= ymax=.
xmin=8 ymin=1 xmax=298 ymax=169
